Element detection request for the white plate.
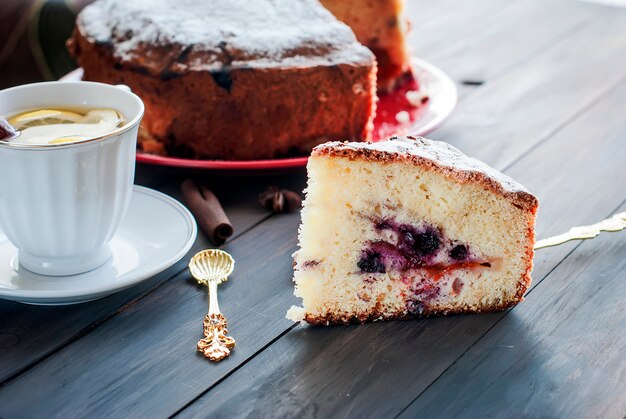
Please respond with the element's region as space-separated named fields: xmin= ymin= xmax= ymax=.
xmin=0 ymin=186 xmax=197 ymax=305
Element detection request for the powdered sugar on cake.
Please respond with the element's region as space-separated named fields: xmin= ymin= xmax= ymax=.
xmin=314 ymin=136 xmax=538 ymax=210
xmin=78 ymin=0 xmax=373 ymax=74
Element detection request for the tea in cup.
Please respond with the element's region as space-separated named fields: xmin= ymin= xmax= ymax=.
xmin=0 ymin=81 xmax=144 ymax=276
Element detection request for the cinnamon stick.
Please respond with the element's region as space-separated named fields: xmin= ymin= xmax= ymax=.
xmin=181 ymin=179 xmax=233 ymax=245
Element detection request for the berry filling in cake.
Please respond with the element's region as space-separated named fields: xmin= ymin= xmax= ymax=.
xmin=300 ymin=214 xmax=496 ymax=317
xmin=354 ymin=217 xmax=494 ymax=314
xmin=358 ymin=218 xmax=488 ymax=271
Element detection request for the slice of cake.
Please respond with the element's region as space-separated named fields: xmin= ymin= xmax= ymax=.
xmin=287 ymin=136 xmax=538 ymax=325
xmin=68 ymin=0 xmax=376 ymax=160
xmin=320 ymin=0 xmax=412 ymax=91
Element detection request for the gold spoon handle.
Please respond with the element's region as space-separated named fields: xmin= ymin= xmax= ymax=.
xmin=535 ymin=211 xmax=626 ymax=250
xmin=208 ymin=278 xmax=221 ymax=316
xmin=197 ymin=279 xmax=235 ymax=362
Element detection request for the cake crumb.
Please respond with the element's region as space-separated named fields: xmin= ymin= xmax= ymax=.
xmin=395 ymin=111 xmax=410 ymax=124
xmin=406 ymin=90 xmax=429 ymax=107
xmin=286 ymin=306 xmax=306 ymax=322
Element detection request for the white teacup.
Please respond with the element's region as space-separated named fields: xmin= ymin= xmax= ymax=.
xmin=0 ymin=81 xmax=144 ymax=276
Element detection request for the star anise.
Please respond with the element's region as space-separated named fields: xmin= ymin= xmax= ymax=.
xmin=259 ymin=186 xmax=302 ymax=213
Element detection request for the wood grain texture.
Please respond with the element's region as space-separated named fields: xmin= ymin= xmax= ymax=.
xmin=426 ymin=3 xmax=626 ymax=171
xmin=0 ymin=173 xmax=302 ymax=385
xmin=413 ymin=0 xmax=594 ymax=90
xmin=407 ymin=0 xmax=518 ymax=51
xmin=177 ymin=63 xmax=626 ymax=419
xmin=1 ymin=0 xmax=625 ymax=417
xmin=0 ymin=212 xmax=303 ymax=417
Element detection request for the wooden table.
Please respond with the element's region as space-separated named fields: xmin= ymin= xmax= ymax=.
xmin=1 ymin=0 xmax=626 ymax=417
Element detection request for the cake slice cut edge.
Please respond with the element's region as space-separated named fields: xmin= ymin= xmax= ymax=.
xmin=287 ymin=136 xmax=538 ymax=325
xmin=320 ymin=0 xmax=413 ymax=91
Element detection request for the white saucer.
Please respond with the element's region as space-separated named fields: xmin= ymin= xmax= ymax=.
xmin=0 ymin=186 xmax=197 ymax=305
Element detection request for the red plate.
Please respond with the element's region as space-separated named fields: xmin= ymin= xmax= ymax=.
xmin=61 ymin=58 xmax=456 ymax=171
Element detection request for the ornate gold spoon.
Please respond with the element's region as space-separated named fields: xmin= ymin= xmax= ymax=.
xmin=535 ymin=211 xmax=626 ymax=249
xmin=188 ymin=249 xmax=235 ymax=362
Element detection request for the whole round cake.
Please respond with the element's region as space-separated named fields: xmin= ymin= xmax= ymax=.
xmin=69 ymin=0 xmax=377 ymax=160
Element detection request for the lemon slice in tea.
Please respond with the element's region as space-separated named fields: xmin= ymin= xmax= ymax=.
xmin=48 ymin=136 xmax=85 ymax=145
xmin=9 ymin=109 xmax=83 ymax=130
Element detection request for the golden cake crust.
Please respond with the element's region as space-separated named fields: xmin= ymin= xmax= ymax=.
xmin=313 ymin=136 xmax=539 ymax=212
xmin=303 ymin=299 xmax=521 ymax=326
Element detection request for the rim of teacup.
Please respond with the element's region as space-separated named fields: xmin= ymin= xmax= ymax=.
xmin=0 ymin=81 xmax=145 ymax=150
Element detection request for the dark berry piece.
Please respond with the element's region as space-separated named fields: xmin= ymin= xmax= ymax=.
xmin=369 ymin=241 xmax=407 ymax=271
xmin=209 ymin=67 xmax=233 ymax=92
xmin=413 ymin=228 xmax=441 ymax=256
xmin=357 ymin=251 xmax=386 ymax=273
xmin=405 ymin=255 xmax=423 ymax=270
xmin=406 ymin=300 xmax=424 ymax=315
xmin=397 ymin=225 xmax=417 ymax=253
xmin=449 ymin=244 xmax=469 ymax=260
xmin=375 ymin=219 xmax=393 ymax=230
xmin=403 ymin=230 xmax=415 ymax=245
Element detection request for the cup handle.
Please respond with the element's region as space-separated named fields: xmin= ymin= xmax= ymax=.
xmin=115 ymin=84 xmax=132 ymax=92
